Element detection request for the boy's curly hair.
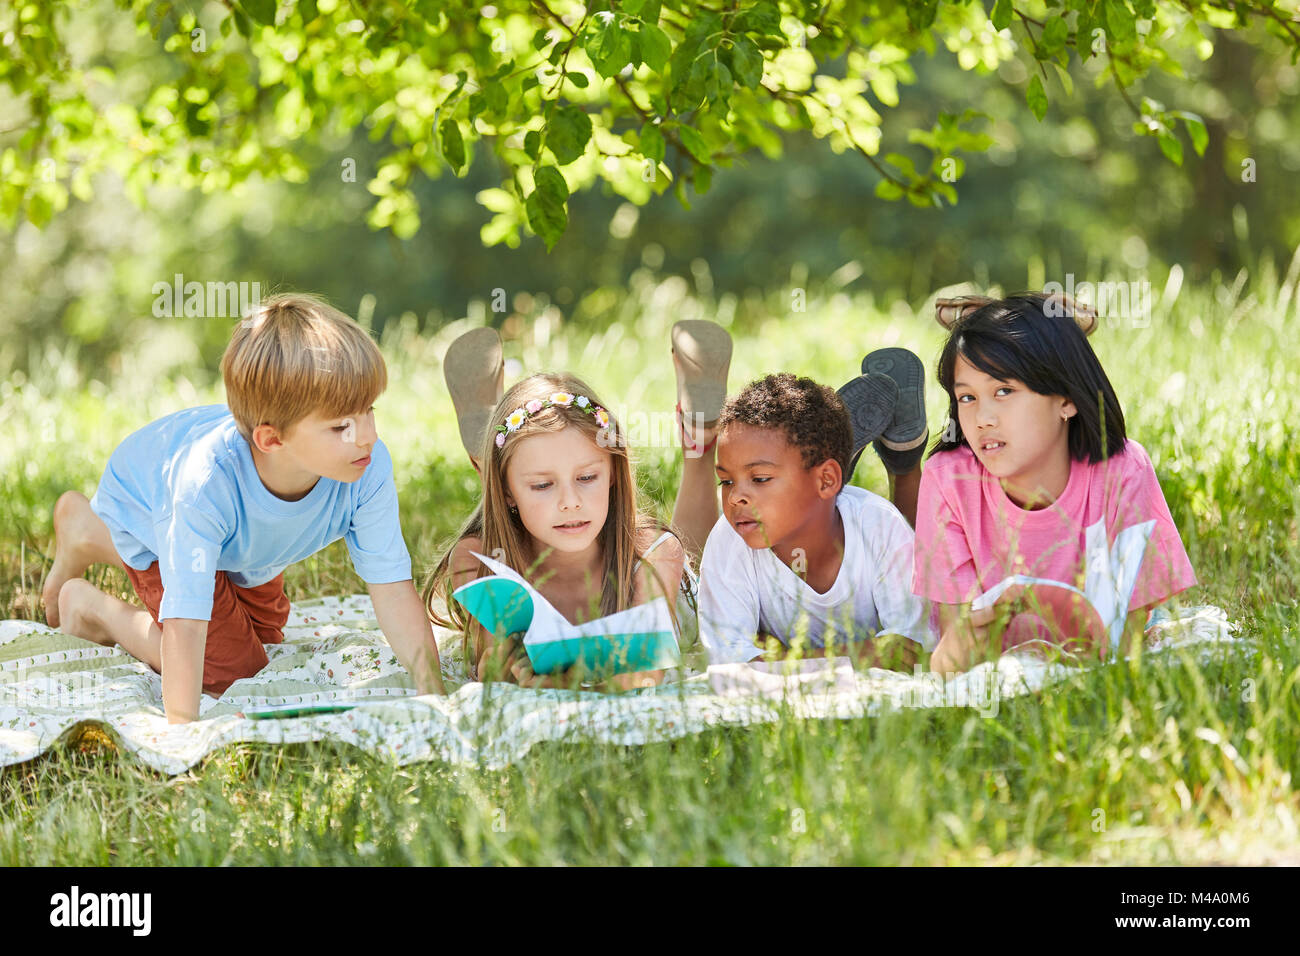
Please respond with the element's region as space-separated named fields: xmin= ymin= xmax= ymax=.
xmin=717 ymin=373 xmax=852 ymax=484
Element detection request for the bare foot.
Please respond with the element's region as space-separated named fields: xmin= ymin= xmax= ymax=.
xmin=42 ymin=491 xmax=106 ymax=627
xmin=56 ymin=578 xmax=110 ymax=645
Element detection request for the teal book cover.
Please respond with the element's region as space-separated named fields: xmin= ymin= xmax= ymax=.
xmin=452 ymin=552 xmax=681 ymax=676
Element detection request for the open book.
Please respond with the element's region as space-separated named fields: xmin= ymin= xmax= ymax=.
xmin=452 ymin=551 xmax=681 ymax=676
xmin=968 ymin=517 xmax=1155 ymax=654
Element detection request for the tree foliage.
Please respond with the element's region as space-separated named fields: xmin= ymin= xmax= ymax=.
xmin=3 ymin=0 xmax=1298 ymax=248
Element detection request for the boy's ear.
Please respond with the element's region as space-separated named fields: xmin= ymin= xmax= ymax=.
xmin=251 ymin=423 xmax=284 ymax=453
xmin=816 ymin=459 xmax=844 ymax=498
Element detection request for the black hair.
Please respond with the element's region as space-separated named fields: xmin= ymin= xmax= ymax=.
xmin=717 ymin=373 xmax=852 ymax=486
xmin=930 ymin=292 xmax=1126 ymax=463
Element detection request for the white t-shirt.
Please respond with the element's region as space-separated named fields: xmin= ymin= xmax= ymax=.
xmin=696 ymin=485 xmax=935 ymax=664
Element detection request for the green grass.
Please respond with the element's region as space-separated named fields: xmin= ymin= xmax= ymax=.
xmin=2 ymin=269 xmax=1299 ymax=865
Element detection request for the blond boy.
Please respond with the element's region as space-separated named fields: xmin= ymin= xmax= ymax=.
xmin=41 ymin=294 xmax=444 ymax=722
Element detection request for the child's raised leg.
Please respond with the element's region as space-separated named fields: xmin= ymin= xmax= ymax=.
xmin=443 ymin=326 xmax=505 ymax=476
xmin=669 ymin=320 xmax=732 ymax=561
xmin=41 ymin=490 xmax=125 ymax=627
xmin=862 ymin=348 xmax=929 ymax=529
xmin=888 ymin=466 xmax=922 ymax=529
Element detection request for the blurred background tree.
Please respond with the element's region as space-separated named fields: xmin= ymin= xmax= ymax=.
xmin=1 ymin=0 xmax=1297 ymax=376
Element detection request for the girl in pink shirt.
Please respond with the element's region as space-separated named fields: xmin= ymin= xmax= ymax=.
xmin=913 ymin=293 xmax=1197 ymax=673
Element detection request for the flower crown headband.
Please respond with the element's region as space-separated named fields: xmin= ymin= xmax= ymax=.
xmin=494 ymin=390 xmax=611 ymax=449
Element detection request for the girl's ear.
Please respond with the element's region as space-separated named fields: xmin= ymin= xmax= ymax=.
xmin=1060 ymin=397 xmax=1078 ymax=421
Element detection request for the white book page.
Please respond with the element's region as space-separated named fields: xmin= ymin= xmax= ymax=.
xmin=561 ymin=597 xmax=673 ymax=644
xmin=469 ymin=551 xmax=572 ymax=641
xmin=469 ymin=552 xmax=674 ymax=647
xmin=1083 ymin=518 xmax=1155 ymax=646
xmin=969 ymin=518 xmax=1156 ymax=648
xmin=970 ymin=575 xmax=1084 ymax=612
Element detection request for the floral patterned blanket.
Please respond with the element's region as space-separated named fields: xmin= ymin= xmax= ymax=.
xmin=0 ymin=597 xmax=1236 ymax=776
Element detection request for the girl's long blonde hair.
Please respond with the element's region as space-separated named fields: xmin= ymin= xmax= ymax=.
xmin=424 ymin=372 xmax=681 ymax=662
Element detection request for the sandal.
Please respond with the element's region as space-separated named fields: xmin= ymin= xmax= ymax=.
xmin=934 ymin=294 xmax=996 ymax=331
xmin=862 ymin=347 xmax=928 ymax=475
xmin=443 ymin=327 xmax=505 ymax=459
xmin=671 ymin=320 xmax=733 ymax=425
xmin=836 ymin=372 xmax=898 ymax=482
xmin=934 ymin=293 xmax=1098 ymax=336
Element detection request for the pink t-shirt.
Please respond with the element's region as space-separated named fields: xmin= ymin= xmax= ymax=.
xmin=913 ymin=439 xmax=1197 ymax=614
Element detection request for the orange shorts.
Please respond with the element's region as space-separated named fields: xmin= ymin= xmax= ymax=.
xmin=124 ymin=562 xmax=290 ymax=696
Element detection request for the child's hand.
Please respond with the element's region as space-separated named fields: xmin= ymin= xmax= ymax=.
xmin=508 ymin=656 xmax=591 ymax=689
xmin=853 ymin=632 xmax=919 ymax=671
xmin=606 ymin=670 xmax=665 ymax=691
xmin=932 ymin=591 xmax=1020 ymax=674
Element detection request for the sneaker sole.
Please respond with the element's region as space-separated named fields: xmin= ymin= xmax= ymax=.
xmin=837 ymin=373 xmax=899 ymax=481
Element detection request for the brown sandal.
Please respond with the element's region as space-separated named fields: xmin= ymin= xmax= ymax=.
xmin=934 ymin=293 xmax=1098 ymax=336
xmin=443 ymin=327 xmax=505 ymax=460
xmin=671 ymin=320 xmax=733 ymax=425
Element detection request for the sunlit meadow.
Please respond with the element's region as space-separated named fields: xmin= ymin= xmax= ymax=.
xmin=2 ymin=263 xmax=1298 ymax=865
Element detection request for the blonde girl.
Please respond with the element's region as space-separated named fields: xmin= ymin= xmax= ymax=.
xmin=426 ymin=372 xmax=694 ymax=690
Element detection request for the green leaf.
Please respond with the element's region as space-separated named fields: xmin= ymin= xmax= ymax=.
xmin=240 ymin=0 xmax=276 ymax=26
xmin=1053 ymin=62 xmax=1074 ymax=97
xmin=875 ymin=179 xmax=905 ymax=201
xmin=587 ymin=19 xmax=633 ymax=78
xmin=1026 ymin=74 xmax=1048 ymax=121
xmin=729 ymin=35 xmax=764 ymax=89
xmin=640 ymin=122 xmax=665 ymax=164
xmin=565 ymin=71 xmax=589 ymax=89
xmin=28 ymin=190 xmax=53 ymax=229
xmin=693 ymin=163 xmax=712 ymax=195
xmin=1181 ymin=113 xmax=1209 ymax=156
xmin=484 ymin=81 xmax=508 ymax=114
xmin=548 ymin=105 xmax=592 ymax=166
xmin=524 ymin=129 xmax=541 ymax=160
xmin=1158 ymin=131 xmax=1183 ymax=165
xmin=673 ymin=177 xmax=693 ymax=210
xmin=440 ymin=118 xmax=467 ymax=172
xmin=906 ymin=0 xmax=940 ymax=30
xmin=299 ymin=0 xmax=318 ymax=23
xmin=733 ymin=1 xmax=782 ymax=36
xmin=1104 ymin=0 xmax=1136 ymax=42
xmin=884 ymin=152 xmax=917 ymax=178
xmin=706 ymin=60 xmax=733 ymax=105
xmin=676 ymin=124 xmax=711 ymax=163
xmin=624 ymin=0 xmax=662 ymax=21
xmin=991 ymin=0 xmax=1013 ymax=31
xmin=640 ymin=23 xmax=672 ymax=73
xmin=1041 ymin=16 xmax=1069 ymax=56
xmin=526 ymin=166 xmax=569 ymax=250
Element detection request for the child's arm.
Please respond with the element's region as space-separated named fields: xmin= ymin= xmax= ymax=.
xmin=848 ymin=632 xmax=919 ymax=671
xmin=933 ymin=589 xmax=1142 ymax=672
xmin=930 ymin=596 xmax=1012 ymax=675
xmin=446 ymin=536 xmax=516 ymax=682
xmin=617 ymin=530 xmax=692 ymax=687
xmin=160 ymin=618 xmax=209 ymax=723
xmin=369 ymin=580 xmax=447 ymax=695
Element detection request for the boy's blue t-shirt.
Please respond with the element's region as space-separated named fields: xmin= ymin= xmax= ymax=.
xmin=89 ymin=405 xmax=412 ymax=622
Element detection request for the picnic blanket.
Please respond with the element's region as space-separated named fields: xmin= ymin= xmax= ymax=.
xmin=0 ymin=597 xmax=1238 ymax=776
